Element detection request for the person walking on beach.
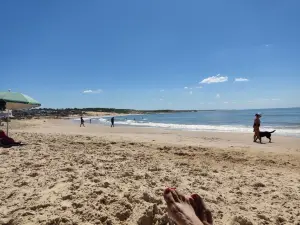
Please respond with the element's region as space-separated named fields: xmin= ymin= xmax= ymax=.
xmin=253 ymin=113 xmax=261 ymax=143
xmin=80 ymin=116 xmax=85 ymax=127
xmin=111 ymin=117 xmax=115 ymax=127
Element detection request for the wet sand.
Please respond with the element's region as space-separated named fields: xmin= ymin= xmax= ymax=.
xmin=0 ymin=119 xmax=299 ymax=224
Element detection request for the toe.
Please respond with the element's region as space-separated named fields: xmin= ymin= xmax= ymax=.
xmin=191 ymin=194 xmax=207 ymax=221
xmin=192 ymin=194 xmax=213 ymax=224
xmin=174 ymin=190 xmax=187 ymax=202
xmin=170 ymin=189 xmax=180 ymax=202
xmin=188 ymin=195 xmax=197 ymax=209
xmin=164 ymin=188 xmax=176 ymax=205
xmin=206 ymin=210 xmax=213 ymax=224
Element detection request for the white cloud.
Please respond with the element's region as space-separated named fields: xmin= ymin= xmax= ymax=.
xmin=184 ymin=87 xmax=188 ymax=89
xmin=189 ymin=91 xmax=193 ymax=95
xmin=216 ymin=93 xmax=220 ymax=98
xmin=249 ymin=98 xmax=280 ymax=102
xmin=160 ymin=89 xmax=165 ymax=92
xmin=159 ymin=98 xmax=163 ymax=101
xmin=200 ymin=74 xmax=228 ymax=84
xmin=82 ymin=89 xmax=103 ymax=94
xmin=235 ymin=78 xmax=249 ymax=82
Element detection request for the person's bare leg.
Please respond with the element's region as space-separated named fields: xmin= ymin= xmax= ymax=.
xmin=254 ymin=130 xmax=261 ymax=143
xmin=164 ymin=188 xmax=203 ymax=225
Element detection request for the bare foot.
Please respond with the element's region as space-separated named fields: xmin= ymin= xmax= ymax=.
xmin=164 ymin=188 xmax=203 ymax=225
xmin=190 ymin=194 xmax=213 ymax=225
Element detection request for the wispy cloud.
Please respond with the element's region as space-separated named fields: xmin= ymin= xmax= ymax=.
xmin=216 ymin=93 xmax=220 ymax=98
xmin=195 ymin=86 xmax=202 ymax=89
xmin=235 ymin=78 xmax=249 ymax=82
xmin=223 ymin=101 xmax=228 ymax=104
xmin=159 ymin=98 xmax=163 ymax=101
xmin=184 ymin=87 xmax=188 ymax=89
xmin=200 ymin=74 xmax=228 ymax=84
xmin=82 ymin=89 xmax=103 ymax=94
xmin=248 ymin=98 xmax=280 ymax=103
xmin=256 ymin=98 xmax=280 ymax=101
xmin=160 ymin=89 xmax=165 ymax=92
xmin=189 ymin=91 xmax=193 ymax=95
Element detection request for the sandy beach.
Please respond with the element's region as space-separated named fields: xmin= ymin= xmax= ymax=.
xmin=0 ymin=119 xmax=300 ymax=225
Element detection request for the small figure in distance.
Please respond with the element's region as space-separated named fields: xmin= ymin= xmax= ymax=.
xmin=80 ymin=116 xmax=85 ymax=127
xmin=111 ymin=117 xmax=115 ymax=127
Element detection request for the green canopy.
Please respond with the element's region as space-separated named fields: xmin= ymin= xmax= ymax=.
xmin=0 ymin=91 xmax=41 ymax=110
xmin=0 ymin=91 xmax=41 ymax=136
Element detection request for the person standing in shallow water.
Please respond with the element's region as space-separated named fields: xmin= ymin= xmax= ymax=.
xmin=111 ymin=117 xmax=115 ymax=127
xmin=80 ymin=116 xmax=85 ymax=127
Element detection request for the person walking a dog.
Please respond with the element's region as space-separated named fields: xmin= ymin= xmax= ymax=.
xmin=253 ymin=113 xmax=261 ymax=143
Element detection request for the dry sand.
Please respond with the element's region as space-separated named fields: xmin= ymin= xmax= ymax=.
xmin=0 ymin=119 xmax=300 ymax=225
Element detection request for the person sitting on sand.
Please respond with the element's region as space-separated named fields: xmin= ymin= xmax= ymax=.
xmin=0 ymin=130 xmax=21 ymax=146
xmin=80 ymin=116 xmax=85 ymax=127
xmin=164 ymin=188 xmax=213 ymax=225
xmin=253 ymin=113 xmax=262 ymax=143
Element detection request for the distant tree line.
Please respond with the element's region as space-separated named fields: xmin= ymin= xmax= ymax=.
xmin=11 ymin=107 xmax=212 ymax=119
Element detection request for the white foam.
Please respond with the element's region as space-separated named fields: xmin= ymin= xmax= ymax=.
xmin=73 ymin=117 xmax=93 ymax=121
xmin=113 ymin=121 xmax=300 ymax=136
xmin=73 ymin=117 xmax=300 ymax=137
xmin=98 ymin=118 xmax=109 ymax=122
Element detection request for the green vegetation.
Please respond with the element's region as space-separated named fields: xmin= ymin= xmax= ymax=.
xmin=11 ymin=108 xmax=215 ymax=119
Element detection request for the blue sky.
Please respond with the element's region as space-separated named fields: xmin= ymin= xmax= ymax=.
xmin=1 ymin=0 xmax=299 ymax=110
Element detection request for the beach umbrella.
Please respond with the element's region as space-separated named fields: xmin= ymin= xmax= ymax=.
xmin=0 ymin=91 xmax=41 ymax=135
xmin=0 ymin=91 xmax=41 ymax=110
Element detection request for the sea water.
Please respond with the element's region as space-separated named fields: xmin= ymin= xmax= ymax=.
xmin=75 ymin=108 xmax=300 ymax=137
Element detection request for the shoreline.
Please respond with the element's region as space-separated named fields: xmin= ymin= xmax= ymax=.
xmin=10 ymin=119 xmax=300 ymax=149
xmin=68 ymin=117 xmax=300 ymax=138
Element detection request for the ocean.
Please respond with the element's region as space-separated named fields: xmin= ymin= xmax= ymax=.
xmin=76 ymin=108 xmax=300 ymax=137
